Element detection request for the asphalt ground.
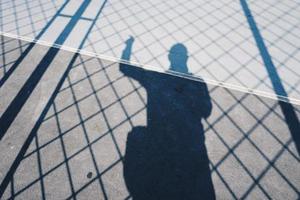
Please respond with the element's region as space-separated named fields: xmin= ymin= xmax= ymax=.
xmin=0 ymin=36 xmax=299 ymax=199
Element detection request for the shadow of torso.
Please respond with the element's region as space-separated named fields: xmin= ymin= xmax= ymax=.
xmin=121 ymin=64 xmax=215 ymax=200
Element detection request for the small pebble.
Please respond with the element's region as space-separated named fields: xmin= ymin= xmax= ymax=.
xmin=87 ymin=172 xmax=93 ymax=179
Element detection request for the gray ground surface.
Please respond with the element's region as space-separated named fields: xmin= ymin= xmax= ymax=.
xmin=1 ymin=0 xmax=300 ymax=100
xmin=0 ymin=36 xmax=299 ymax=199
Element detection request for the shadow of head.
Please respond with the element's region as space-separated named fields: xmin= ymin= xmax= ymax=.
xmin=168 ymin=43 xmax=189 ymax=74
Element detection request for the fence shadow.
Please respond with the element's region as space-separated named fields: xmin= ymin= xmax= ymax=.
xmin=0 ymin=0 xmax=300 ymax=199
xmin=0 ymin=37 xmax=299 ymax=199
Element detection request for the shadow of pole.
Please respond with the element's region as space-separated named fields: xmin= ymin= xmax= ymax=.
xmin=240 ymin=0 xmax=300 ymax=155
xmin=0 ymin=0 xmax=92 ymax=139
xmin=0 ymin=0 xmax=108 ymax=197
xmin=0 ymin=0 xmax=71 ymax=87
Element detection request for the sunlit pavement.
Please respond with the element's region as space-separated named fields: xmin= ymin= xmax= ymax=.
xmin=0 ymin=0 xmax=300 ymax=199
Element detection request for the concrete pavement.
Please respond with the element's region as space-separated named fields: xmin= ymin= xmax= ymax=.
xmin=1 ymin=0 xmax=300 ymax=100
xmin=0 ymin=35 xmax=299 ymax=199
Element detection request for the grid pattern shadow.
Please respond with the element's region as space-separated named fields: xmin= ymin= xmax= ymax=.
xmin=2 ymin=54 xmax=300 ymax=200
xmin=1 ymin=0 xmax=300 ymax=100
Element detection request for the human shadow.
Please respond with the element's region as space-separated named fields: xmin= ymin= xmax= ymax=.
xmin=121 ymin=36 xmax=215 ymax=200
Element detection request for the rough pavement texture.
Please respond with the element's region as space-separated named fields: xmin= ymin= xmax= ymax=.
xmin=0 ymin=36 xmax=299 ymax=199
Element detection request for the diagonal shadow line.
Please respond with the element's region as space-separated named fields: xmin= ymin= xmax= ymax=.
xmin=0 ymin=0 xmax=91 ymax=140
xmin=240 ymin=0 xmax=300 ymax=155
xmin=0 ymin=0 xmax=108 ymax=197
xmin=0 ymin=0 xmax=71 ymax=87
